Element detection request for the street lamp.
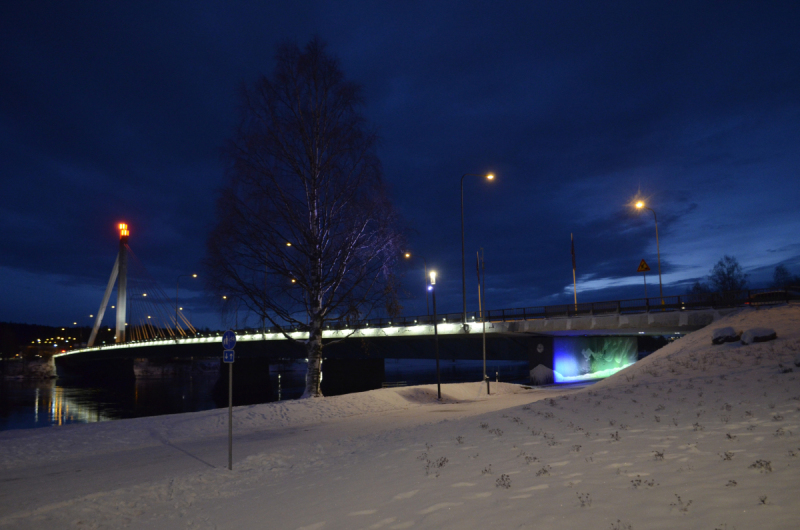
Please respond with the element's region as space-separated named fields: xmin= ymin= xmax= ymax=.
xmin=429 ymin=270 xmax=441 ymax=400
xmin=461 ymin=173 xmax=494 ymax=326
xmin=176 ymin=274 xmax=197 ymax=333
xmin=635 ymin=201 xmax=663 ymax=303
xmin=403 ymin=252 xmax=429 ymax=315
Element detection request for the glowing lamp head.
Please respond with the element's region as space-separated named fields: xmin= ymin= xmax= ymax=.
xmin=192 ymin=274 xmax=197 ymax=278
xmin=118 ymin=222 xmax=130 ymax=239
xmin=429 ymin=270 xmax=437 ymax=285
xmin=635 ymin=201 xmax=644 ymax=209
xmin=486 ymin=173 xmax=495 ymax=180
xmin=404 ymin=252 xmax=411 ymax=259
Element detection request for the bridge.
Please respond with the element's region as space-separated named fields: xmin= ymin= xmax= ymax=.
xmin=56 ymin=222 xmax=796 ymax=385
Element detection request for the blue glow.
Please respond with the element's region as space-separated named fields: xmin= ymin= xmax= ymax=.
xmin=553 ymin=336 xmax=637 ymax=383
xmin=553 ymin=345 xmax=580 ymax=382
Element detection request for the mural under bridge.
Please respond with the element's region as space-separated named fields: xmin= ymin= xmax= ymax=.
xmin=553 ymin=336 xmax=637 ymax=383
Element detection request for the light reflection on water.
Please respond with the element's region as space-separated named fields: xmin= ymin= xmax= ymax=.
xmin=0 ymin=359 xmax=531 ymax=431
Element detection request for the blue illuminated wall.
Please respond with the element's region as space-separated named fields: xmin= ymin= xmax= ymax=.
xmin=552 ymin=336 xmax=637 ymax=383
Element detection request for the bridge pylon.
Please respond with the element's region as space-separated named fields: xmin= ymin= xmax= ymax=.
xmin=88 ymin=223 xmax=129 ymax=347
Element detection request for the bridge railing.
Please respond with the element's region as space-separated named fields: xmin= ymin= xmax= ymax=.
xmin=106 ymin=287 xmax=799 ymax=345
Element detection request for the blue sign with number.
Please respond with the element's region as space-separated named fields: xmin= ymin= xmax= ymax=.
xmin=222 ymin=330 xmax=236 ymax=350
xmin=223 ymin=350 xmax=235 ymax=363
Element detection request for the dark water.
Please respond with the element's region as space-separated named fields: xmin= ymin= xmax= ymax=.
xmin=0 ymin=359 xmax=530 ymax=431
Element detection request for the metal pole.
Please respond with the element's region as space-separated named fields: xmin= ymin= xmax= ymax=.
xmin=424 ymin=260 xmax=430 ymax=316
xmin=432 ymin=284 xmax=441 ymax=400
xmin=479 ymin=248 xmax=489 ymax=395
xmin=460 ymin=175 xmax=467 ymax=326
xmin=651 ymin=208 xmax=664 ymax=304
xmin=228 ymin=362 xmax=233 ymax=470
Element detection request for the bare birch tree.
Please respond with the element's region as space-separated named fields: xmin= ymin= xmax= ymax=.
xmin=206 ymin=38 xmax=404 ymax=397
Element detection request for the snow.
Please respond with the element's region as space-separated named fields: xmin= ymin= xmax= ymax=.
xmin=2 ymin=305 xmax=800 ymax=529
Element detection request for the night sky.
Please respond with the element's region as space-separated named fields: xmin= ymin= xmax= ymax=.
xmin=2 ymin=1 xmax=799 ymax=329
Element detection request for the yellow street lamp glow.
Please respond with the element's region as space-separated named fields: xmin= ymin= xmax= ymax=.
xmin=192 ymin=274 xmax=197 ymax=278
xmin=486 ymin=173 xmax=495 ymax=180
xmin=404 ymin=252 xmax=411 ymax=258
xmin=222 ymin=295 xmax=227 ymax=300
xmin=635 ymin=200 xmax=644 ymax=209
xmin=429 ymin=270 xmax=437 ymax=285
xmin=286 ymin=242 xmax=292 ymax=247
xmin=291 ymin=278 xmax=296 ymax=283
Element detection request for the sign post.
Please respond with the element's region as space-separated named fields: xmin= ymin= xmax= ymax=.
xmin=637 ymin=259 xmax=651 ymax=306
xmin=222 ymin=330 xmax=236 ymax=470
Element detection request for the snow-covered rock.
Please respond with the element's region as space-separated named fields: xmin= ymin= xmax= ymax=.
xmin=711 ymin=326 xmax=740 ymax=344
xmin=530 ymin=364 xmax=559 ymax=385
xmin=741 ymin=327 xmax=777 ymax=344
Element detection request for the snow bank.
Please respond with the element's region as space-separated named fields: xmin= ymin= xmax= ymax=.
xmin=2 ymin=305 xmax=800 ymax=530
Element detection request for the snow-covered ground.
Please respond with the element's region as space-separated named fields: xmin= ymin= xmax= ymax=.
xmin=1 ymin=305 xmax=799 ymax=529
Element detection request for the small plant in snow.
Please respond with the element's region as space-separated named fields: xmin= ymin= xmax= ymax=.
xmin=693 ymin=422 xmax=704 ymax=431
xmin=611 ymin=520 xmax=632 ymax=530
xmin=481 ymin=465 xmax=492 ymax=475
xmin=719 ymin=451 xmax=734 ymax=461
xmin=749 ymin=460 xmax=772 ymax=473
xmin=772 ymin=414 xmax=784 ymax=421
xmin=726 ymin=433 xmax=737 ymax=440
xmin=424 ymin=456 xmax=449 ymax=476
xmin=525 ymin=454 xmax=539 ymax=465
xmin=759 ymin=495 xmax=769 ymax=505
xmin=670 ymin=494 xmax=692 ymax=513
xmin=725 ymin=480 xmax=737 ymax=487
xmin=480 ymin=422 xmax=489 ymax=429
xmin=610 ymin=431 xmax=621 ymax=442
xmin=655 ymin=404 xmax=665 ymax=411
xmin=774 ymin=427 xmax=787 ymax=437
xmin=455 ymin=435 xmax=464 ymax=444
xmin=653 ymin=450 xmax=665 ymax=461
xmin=654 ymin=415 xmax=661 ymax=423
xmin=630 ymin=475 xmax=657 ymax=488
xmin=495 ymin=474 xmax=511 ymax=489
xmin=535 ymin=465 xmax=551 ymax=476
xmin=576 ymin=492 xmax=592 ymax=507
xmin=488 ymin=428 xmax=503 ymax=437
xmin=571 ymin=444 xmax=582 ymax=452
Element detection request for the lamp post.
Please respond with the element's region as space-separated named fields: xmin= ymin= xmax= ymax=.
xmin=404 ymin=252 xmax=429 ymax=315
xmin=635 ymin=201 xmax=663 ymax=303
xmin=461 ymin=172 xmax=494 ymax=326
xmin=176 ymin=274 xmax=197 ymax=333
xmin=429 ymin=270 xmax=441 ymax=400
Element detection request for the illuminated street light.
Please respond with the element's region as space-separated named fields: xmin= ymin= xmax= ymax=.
xmin=635 ymin=200 xmax=664 ymax=303
xmin=429 ymin=270 xmax=441 ymax=400
xmin=461 ymin=173 xmax=494 ymax=326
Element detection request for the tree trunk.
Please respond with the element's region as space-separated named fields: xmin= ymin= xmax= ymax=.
xmin=302 ymin=313 xmax=324 ymax=398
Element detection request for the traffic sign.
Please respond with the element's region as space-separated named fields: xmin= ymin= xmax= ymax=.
xmin=222 ymin=330 xmax=236 ymax=350
xmin=637 ymin=259 xmax=651 ymax=273
xmin=223 ymin=350 xmax=235 ymax=363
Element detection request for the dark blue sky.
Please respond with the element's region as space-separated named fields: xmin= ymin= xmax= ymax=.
xmin=2 ymin=1 xmax=799 ymax=329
